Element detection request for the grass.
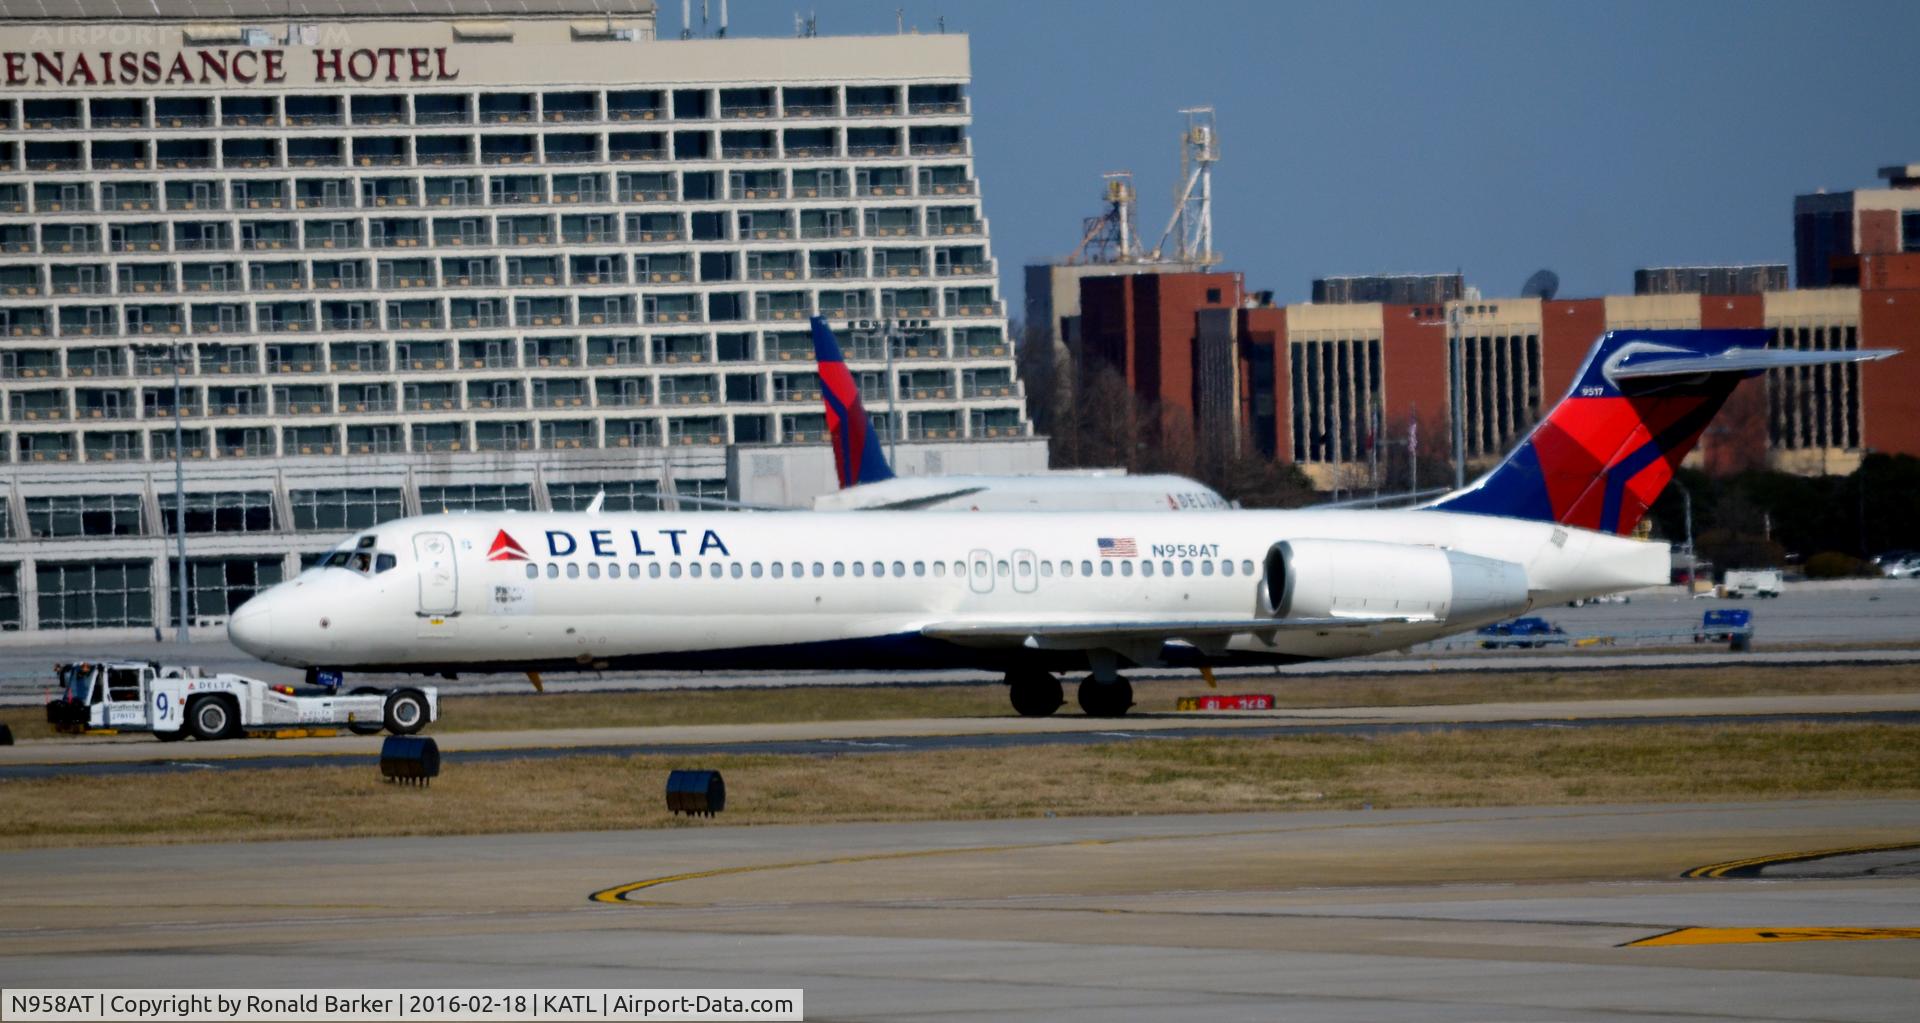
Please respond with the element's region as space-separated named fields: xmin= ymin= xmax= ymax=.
xmin=2 ymin=722 xmax=1916 ymax=849
xmin=3 ymin=663 xmax=1914 ymax=742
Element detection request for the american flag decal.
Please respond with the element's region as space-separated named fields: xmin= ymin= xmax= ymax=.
xmin=1096 ymin=537 xmax=1138 ymax=558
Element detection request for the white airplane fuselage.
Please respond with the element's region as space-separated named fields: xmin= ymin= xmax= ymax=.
xmin=228 ymin=508 xmax=1666 ymax=675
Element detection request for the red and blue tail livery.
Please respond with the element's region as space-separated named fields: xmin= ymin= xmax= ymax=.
xmin=1431 ymin=329 xmax=1896 ymax=535
xmin=811 ymin=316 xmax=897 ymax=489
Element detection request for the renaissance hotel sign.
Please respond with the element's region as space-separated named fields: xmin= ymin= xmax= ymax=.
xmin=1 ymin=47 xmax=460 ymax=87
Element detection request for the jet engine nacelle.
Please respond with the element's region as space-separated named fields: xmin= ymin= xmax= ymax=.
xmin=1262 ymin=539 xmax=1531 ymax=628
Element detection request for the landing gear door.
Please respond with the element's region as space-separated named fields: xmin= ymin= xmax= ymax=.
xmin=413 ymin=531 xmax=459 ymax=616
xmin=968 ymin=549 xmax=994 ymax=594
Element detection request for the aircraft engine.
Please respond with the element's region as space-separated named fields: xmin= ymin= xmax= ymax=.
xmin=1260 ymin=539 xmax=1531 ymax=628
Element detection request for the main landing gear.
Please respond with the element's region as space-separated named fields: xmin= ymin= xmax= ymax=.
xmin=1004 ymin=669 xmax=1134 ymax=718
xmin=1007 ymin=668 xmax=1063 ymax=717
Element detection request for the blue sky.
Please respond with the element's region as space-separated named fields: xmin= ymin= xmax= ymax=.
xmin=717 ymin=1 xmax=1917 ymax=308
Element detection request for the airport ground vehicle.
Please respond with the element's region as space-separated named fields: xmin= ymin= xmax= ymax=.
xmin=1477 ymin=617 xmax=1570 ymax=648
xmin=1723 ymin=569 xmax=1783 ymax=598
xmin=1695 ymin=609 xmax=1754 ymax=650
xmin=44 ymin=661 xmax=435 ymax=741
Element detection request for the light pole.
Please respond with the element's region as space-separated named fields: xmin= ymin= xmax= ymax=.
xmin=1675 ymin=479 xmax=1696 ymax=591
xmin=853 ymin=315 xmax=928 ymax=466
xmin=1449 ymin=306 xmax=1466 ymax=489
xmin=146 ymin=343 xmax=190 ymax=643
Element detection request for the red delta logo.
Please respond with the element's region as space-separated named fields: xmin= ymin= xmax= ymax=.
xmin=487 ymin=530 xmax=529 ymax=562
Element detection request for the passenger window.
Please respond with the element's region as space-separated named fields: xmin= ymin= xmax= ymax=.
xmin=525 ymin=563 xmax=538 ymax=579
xmin=607 ymin=564 xmax=620 ymax=579
xmin=710 ymin=562 xmax=721 ymax=577
xmin=1141 ymin=560 xmax=1154 ymax=577
xmin=972 ymin=560 xmax=987 ymax=577
xmin=1200 ymin=560 xmax=1213 ymax=576
xmin=871 ymin=561 xmax=884 ymax=577
xmin=771 ymin=562 xmax=784 ymax=578
xmin=932 ymin=561 xmax=946 ymax=578
xmin=587 ymin=563 xmax=601 ymax=579
xmin=1162 ymin=560 xmax=1174 ymax=576
xmin=892 ymin=560 xmax=904 ymax=576
xmin=913 ymin=561 xmax=926 ymax=577
xmin=792 ymin=561 xmax=804 ymax=577
xmin=1120 ymin=562 xmax=1133 ymax=577
xmin=546 ymin=563 xmax=559 ymax=579
xmin=833 ymin=562 xmax=845 ymax=577
xmin=1221 ymin=559 xmax=1234 ymax=576
xmin=669 ymin=563 xmax=683 ymax=578
xmin=731 ymin=563 xmax=744 ymax=579
xmin=628 ymin=562 xmax=640 ymax=577
xmin=1018 ymin=560 xmax=1032 ymax=577
xmin=690 ymin=563 xmax=703 ymax=578
xmin=1040 ymin=561 xmax=1053 ymax=577
xmin=1059 ymin=560 xmax=1072 ymax=577
xmin=812 ymin=562 xmax=824 ymax=577
xmin=566 ymin=563 xmax=580 ymax=579
xmin=750 ymin=562 xmax=763 ymax=578
xmin=954 ymin=560 xmax=966 ymax=577
xmin=650 ymin=563 xmax=662 ymax=578
xmin=1241 ymin=559 xmax=1255 ymax=575
xmin=1100 ymin=561 xmax=1113 ymax=577
xmin=1081 ymin=560 xmax=1093 ymax=576
xmin=995 ymin=560 xmax=1009 ymax=577
xmin=852 ymin=562 xmax=865 ymax=577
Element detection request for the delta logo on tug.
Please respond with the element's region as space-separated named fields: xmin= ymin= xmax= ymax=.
xmin=487 ymin=531 xmax=530 ymax=562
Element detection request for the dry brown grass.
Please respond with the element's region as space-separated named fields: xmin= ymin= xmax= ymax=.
xmin=3 ymin=663 xmax=1913 ymax=743
xmin=3 ymin=722 xmax=1915 ymax=850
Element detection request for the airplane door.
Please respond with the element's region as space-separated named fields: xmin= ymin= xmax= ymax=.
xmin=1011 ymin=549 xmax=1038 ymax=594
xmin=968 ymin=548 xmax=994 ymax=594
xmin=413 ymin=531 xmax=459 ymax=615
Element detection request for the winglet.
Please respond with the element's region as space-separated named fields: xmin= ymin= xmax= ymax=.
xmin=810 ymin=316 xmax=896 ymax=488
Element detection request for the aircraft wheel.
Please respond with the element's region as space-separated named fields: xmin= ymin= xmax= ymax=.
xmin=1077 ymin=677 xmax=1134 ymax=718
xmin=384 ymin=689 xmax=429 ymax=735
xmin=1007 ymin=670 xmax=1063 ymax=717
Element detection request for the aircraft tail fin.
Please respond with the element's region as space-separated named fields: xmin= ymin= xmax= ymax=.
xmin=1429 ymin=328 xmax=1897 ymax=535
xmin=811 ymin=316 xmax=896 ymax=488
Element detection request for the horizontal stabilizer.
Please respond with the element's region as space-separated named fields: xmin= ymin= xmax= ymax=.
xmin=1610 ymin=346 xmax=1896 ymax=381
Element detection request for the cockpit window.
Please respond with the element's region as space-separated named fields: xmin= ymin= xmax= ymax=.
xmin=375 ymin=553 xmax=397 ymax=573
xmin=349 ymin=553 xmax=373 ymax=573
xmin=356 ymin=535 xmax=378 ymax=549
xmin=322 ymin=551 xmax=353 ymax=569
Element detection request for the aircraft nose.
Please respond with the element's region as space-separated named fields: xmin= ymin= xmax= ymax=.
xmin=227 ymin=593 xmax=277 ymax=657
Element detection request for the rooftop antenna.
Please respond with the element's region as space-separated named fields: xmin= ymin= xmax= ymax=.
xmin=700 ymin=0 xmax=710 ymax=36
xmin=680 ymin=0 xmax=692 ymax=39
xmin=717 ymin=0 xmax=728 ymax=37
xmin=1150 ymin=106 xmax=1221 ymax=266
xmin=1070 ymin=172 xmax=1144 ymax=264
xmin=896 ymin=7 xmax=905 ymax=33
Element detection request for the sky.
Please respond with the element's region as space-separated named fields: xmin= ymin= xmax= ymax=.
xmin=713 ymin=0 xmax=1918 ymax=309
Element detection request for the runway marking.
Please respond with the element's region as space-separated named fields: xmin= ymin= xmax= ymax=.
xmin=1627 ymin=926 xmax=1920 ymax=947
xmin=590 ymin=802 xmax=1809 ymax=906
xmin=589 ymin=839 xmax=1115 ymax=903
xmin=1681 ymin=841 xmax=1920 ymax=878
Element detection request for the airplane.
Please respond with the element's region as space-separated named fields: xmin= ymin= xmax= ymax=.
xmin=228 ymin=328 xmax=1893 ymax=718
xmin=797 ymin=317 xmax=1229 ymax=512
